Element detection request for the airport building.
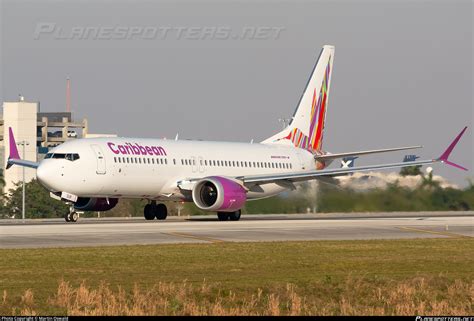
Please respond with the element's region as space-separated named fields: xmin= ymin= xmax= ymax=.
xmin=1 ymin=96 xmax=89 ymax=193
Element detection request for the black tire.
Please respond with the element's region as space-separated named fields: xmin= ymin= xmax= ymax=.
xmin=70 ymin=212 xmax=79 ymax=222
xmin=144 ymin=204 xmax=155 ymax=220
xmin=64 ymin=213 xmax=71 ymax=222
xmin=217 ymin=212 xmax=229 ymax=221
xmin=229 ymin=210 xmax=241 ymax=221
xmin=155 ymin=203 xmax=168 ymax=220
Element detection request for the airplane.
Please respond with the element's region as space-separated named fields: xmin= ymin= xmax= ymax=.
xmin=6 ymin=45 xmax=468 ymax=222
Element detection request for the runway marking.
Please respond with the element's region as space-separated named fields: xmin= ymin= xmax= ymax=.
xmin=162 ymin=232 xmax=225 ymax=243
xmin=397 ymin=226 xmax=472 ymax=239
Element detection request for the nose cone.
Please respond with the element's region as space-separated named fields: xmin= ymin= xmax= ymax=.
xmin=37 ymin=161 xmax=59 ymax=192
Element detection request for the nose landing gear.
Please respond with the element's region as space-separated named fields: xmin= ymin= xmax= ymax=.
xmin=144 ymin=201 xmax=168 ymax=220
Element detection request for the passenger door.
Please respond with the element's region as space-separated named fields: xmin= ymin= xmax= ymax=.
xmin=91 ymin=144 xmax=106 ymax=174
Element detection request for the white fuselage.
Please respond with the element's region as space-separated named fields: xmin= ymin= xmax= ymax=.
xmin=36 ymin=138 xmax=317 ymax=201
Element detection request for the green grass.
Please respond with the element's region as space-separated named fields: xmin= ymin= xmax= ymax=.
xmin=0 ymin=239 xmax=473 ymax=315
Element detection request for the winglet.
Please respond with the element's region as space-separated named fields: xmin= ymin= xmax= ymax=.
xmin=437 ymin=126 xmax=468 ymax=171
xmin=6 ymin=127 xmax=20 ymax=169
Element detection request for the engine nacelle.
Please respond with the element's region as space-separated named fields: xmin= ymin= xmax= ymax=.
xmin=192 ymin=176 xmax=247 ymax=212
xmin=74 ymin=197 xmax=118 ymax=211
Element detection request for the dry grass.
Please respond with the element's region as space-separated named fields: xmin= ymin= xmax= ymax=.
xmin=4 ymin=276 xmax=472 ymax=316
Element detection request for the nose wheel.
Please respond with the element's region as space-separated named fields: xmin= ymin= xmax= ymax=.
xmin=144 ymin=202 xmax=168 ymax=220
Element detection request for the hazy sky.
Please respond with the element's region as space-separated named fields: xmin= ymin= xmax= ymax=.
xmin=1 ymin=0 xmax=472 ymax=186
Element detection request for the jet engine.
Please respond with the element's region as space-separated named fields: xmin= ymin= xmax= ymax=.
xmin=192 ymin=176 xmax=247 ymax=212
xmin=74 ymin=197 xmax=118 ymax=211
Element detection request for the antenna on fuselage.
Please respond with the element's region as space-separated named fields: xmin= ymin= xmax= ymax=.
xmin=175 ymin=133 xmax=179 ymax=141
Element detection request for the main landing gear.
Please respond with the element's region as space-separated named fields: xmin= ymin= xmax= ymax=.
xmin=64 ymin=206 xmax=79 ymax=223
xmin=217 ymin=210 xmax=241 ymax=221
xmin=144 ymin=201 xmax=168 ymax=220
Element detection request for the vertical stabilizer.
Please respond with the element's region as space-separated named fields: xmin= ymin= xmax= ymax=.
xmin=262 ymin=45 xmax=334 ymax=153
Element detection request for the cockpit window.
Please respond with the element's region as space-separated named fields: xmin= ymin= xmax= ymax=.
xmin=66 ymin=154 xmax=80 ymax=161
xmin=45 ymin=153 xmax=80 ymax=161
xmin=53 ymin=154 xmax=66 ymax=159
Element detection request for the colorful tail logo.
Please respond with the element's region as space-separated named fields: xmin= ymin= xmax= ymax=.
xmin=277 ymin=58 xmax=331 ymax=152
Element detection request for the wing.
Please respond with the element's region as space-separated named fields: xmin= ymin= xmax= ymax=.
xmin=5 ymin=127 xmax=40 ymax=169
xmin=315 ymin=145 xmax=422 ymax=162
xmin=240 ymin=127 xmax=468 ymax=186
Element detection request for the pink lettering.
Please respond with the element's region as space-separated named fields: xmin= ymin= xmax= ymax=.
xmin=107 ymin=142 xmax=119 ymax=154
xmin=132 ymin=145 xmax=139 ymax=155
xmin=106 ymin=142 xmax=167 ymax=157
xmin=137 ymin=144 xmax=146 ymax=155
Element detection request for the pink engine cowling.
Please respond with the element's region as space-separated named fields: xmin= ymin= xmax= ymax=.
xmin=74 ymin=197 xmax=119 ymax=211
xmin=192 ymin=176 xmax=247 ymax=212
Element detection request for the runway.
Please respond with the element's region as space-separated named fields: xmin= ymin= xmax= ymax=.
xmin=0 ymin=213 xmax=472 ymax=248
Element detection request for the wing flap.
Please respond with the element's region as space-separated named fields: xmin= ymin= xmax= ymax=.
xmin=240 ymin=159 xmax=436 ymax=185
xmin=315 ymin=145 xmax=422 ymax=161
xmin=7 ymin=158 xmax=39 ymax=169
